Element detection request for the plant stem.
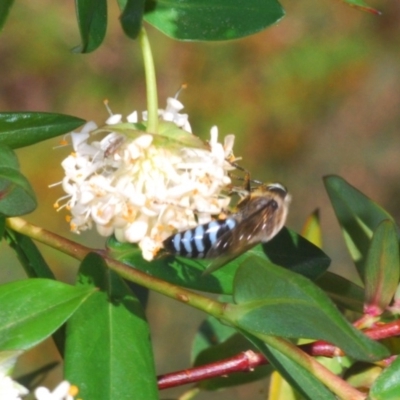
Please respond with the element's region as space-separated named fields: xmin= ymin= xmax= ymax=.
xmin=138 ymin=26 xmax=158 ymax=133
xmin=257 ymin=335 xmax=366 ymax=400
xmin=6 ymin=217 xmax=225 ymax=318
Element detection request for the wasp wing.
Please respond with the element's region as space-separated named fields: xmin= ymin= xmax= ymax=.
xmin=203 ymin=199 xmax=279 ymax=275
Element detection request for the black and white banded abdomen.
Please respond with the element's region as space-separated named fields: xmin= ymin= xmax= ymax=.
xmin=163 ymin=218 xmax=237 ymax=258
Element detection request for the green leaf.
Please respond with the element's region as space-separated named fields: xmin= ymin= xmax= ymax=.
xmin=144 ymin=0 xmax=285 ymax=41
xmin=260 ymin=227 xmax=330 ymax=281
xmin=5 ymin=229 xmax=55 ymax=279
xmin=0 ymin=112 xmax=85 ymax=149
xmin=74 ymin=0 xmax=107 ymax=53
xmin=242 ymin=332 xmax=336 ymax=400
xmin=0 ymin=0 xmax=14 ymax=32
xmin=315 ymin=272 xmax=364 ymax=313
xmin=0 ymin=146 xmax=36 ymax=216
xmin=268 ymin=371 xmax=298 ymax=400
xmin=370 ymin=356 xmax=400 ymax=399
xmin=0 ymin=279 xmax=94 ymax=351
xmin=324 ymin=175 xmax=400 ymax=280
xmin=364 ymin=220 xmax=400 ymax=314
xmin=339 ymin=0 xmax=381 ymax=15
xmin=118 ymin=0 xmax=145 ymax=39
xmin=231 ymin=257 xmax=388 ymax=362
xmin=65 ymin=253 xmax=158 ymax=400
xmin=301 ymin=209 xmax=322 ymax=248
xmin=108 ymin=227 xmax=330 ymax=295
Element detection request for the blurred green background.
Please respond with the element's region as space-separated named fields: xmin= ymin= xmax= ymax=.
xmin=1 ymin=0 xmax=400 ymax=398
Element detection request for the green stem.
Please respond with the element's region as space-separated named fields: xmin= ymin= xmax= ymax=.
xmin=6 ymin=217 xmax=364 ymax=399
xmin=139 ymin=26 xmax=158 ymax=133
xmin=6 ymin=217 xmax=225 ymax=318
xmin=255 ymin=334 xmax=365 ymax=400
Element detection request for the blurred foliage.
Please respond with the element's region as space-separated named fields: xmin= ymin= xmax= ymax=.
xmin=1 ymin=0 xmax=400 ymax=399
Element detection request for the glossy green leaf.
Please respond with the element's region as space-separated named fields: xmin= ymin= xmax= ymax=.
xmin=339 ymin=0 xmax=381 ymax=15
xmin=364 ymin=220 xmax=400 ymax=314
xmin=324 ymin=175 xmax=400 ymax=281
xmin=5 ymin=229 xmax=55 ymax=279
xmin=301 ymin=209 xmax=322 ymax=248
xmin=242 ymin=331 xmax=336 ymax=400
xmin=370 ymin=356 xmax=400 ymax=399
xmin=0 ymin=113 xmax=85 ymax=149
xmin=316 ymin=272 xmax=364 ymax=313
xmin=65 ymin=253 xmax=158 ymax=400
xmin=144 ymin=0 xmax=285 ymax=41
xmin=74 ymin=0 xmax=107 ymax=53
xmin=0 ymin=279 xmax=94 ymax=351
xmin=108 ymin=227 xmax=330 ymax=295
xmin=118 ymin=0 xmax=145 ymax=39
xmin=0 ymin=0 xmax=14 ymax=32
xmin=0 ymin=146 xmax=36 ymax=216
xmin=231 ymin=257 xmax=388 ymax=361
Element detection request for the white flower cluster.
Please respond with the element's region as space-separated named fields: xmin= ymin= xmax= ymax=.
xmin=0 ymin=374 xmax=76 ymax=400
xmin=0 ymin=373 xmax=28 ymax=400
xmin=54 ymin=97 xmax=236 ymax=260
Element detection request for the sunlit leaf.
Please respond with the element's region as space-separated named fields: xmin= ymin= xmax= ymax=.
xmin=65 ymin=253 xmax=158 ymax=400
xmin=364 ymin=220 xmax=400 ymax=314
xmin=269 ymin=370 xmax=300 ymax=400
xmin=301 ymin=209 xmax=322 ymax=248
xmin=0 ymin=0 xmax=14 ymax=32
xmin=370 ymin=356 xmax=400 ymax=399
xmin=0 ymin=146 xmax=36 ymax=216
xmin=324 ymin=175 xmax=400 ymax=281
xmin=0 ymin=112 xmax=85 ymax=149
xmin=74 ymin=0 xmax=107 ymax=53
xmin=231 ymin=257 xmax=388 ymax=361
xmin=346 ymin=364 xmax=382 ymax=392
xmin=0 ymin=279 xmax=94 ymax=351
xmin=144 ymin=0 xmax=285 ymax=41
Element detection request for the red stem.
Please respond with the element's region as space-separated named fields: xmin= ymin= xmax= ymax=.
xmin=158 ymin=350 xmax=266 ymax=390
xmin=158 ymin=319 xmax=400 ymax=390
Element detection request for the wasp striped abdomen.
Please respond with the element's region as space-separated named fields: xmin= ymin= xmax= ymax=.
xmin=163 ymin=218 xmax=237 ymax=258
